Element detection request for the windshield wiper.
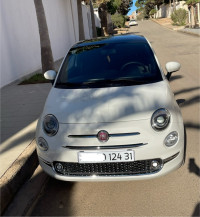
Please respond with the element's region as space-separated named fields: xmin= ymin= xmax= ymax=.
xmin=56 ymin=78 xmax=149 ymax=89
xmin=83 ymin=78 xmax=148 ymax=85
xmin=56 ymin=82 xmax=81 ymax=87
xmin=113 ymin=78 xmax=149 ymax=84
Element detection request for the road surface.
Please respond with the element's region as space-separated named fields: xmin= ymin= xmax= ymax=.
xmin=29 ymin=20 xmax=200 ymax=216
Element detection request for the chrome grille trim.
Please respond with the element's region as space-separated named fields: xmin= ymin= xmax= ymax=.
xmin=68 ymin=132 xmax=140 ymax=138
xmin=62 ymin=143 xmax=147 ymax=150
xmin=39 ymin=157 xmax=52 ymax=167
xmin=163 ymin=152 xmax=180 ymax=164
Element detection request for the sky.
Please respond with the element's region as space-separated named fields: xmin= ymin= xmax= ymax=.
xmin=128 ymin=0 xmax=137 ymax=15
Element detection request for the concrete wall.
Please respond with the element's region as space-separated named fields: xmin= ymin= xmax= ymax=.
xmin=94 ymin=8 xmax=101 ymax=28
xmin=82 ymin=3 xmax=92 ymax=39
xmin=156 ymin=1 xmax=189 ymax=18
xmin=0 ymin=0 xmax=92 ymax=88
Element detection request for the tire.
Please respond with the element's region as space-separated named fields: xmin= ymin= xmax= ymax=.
xmin=182 ymin=126 xmax=187 ymax=165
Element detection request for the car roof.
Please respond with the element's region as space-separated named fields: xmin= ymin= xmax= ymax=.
xmin=72 ymin=35 xmax=147 ymax=49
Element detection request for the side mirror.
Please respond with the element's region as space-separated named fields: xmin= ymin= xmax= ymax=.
xmin=44 ymin=70 xmax=56 ymax=85
xmin=165 ymin=62 xmax=181 ymax=80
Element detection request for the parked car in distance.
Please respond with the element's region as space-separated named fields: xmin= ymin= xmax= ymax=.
xmin=36 ymin=35 xmax=185 ymax=182
xmin=129 ymin=19 xmax=138 ymax=26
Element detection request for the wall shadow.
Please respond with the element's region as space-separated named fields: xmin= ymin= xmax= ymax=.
xmin=176 ymin=99 xmax=185 ymax=105
xmin=30 ymin=178 xmax=75 ymax=216
xmin=174 ymin=86 xmax=200 ymax=96
xmin=185 ymin=122 xmax=200 ymax=130
xmin=180 ymin=95 xmax=200 ymax=107
xmin=188 ymin=158 xmax=200 ymax=177
xmin=192 ymin=203 xmax=200 ymax=217
xmin=126 ymin=32 xmax=140 ymax=35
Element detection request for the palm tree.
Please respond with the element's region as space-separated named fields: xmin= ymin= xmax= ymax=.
xmin=98 ymin=1 xmax=109 ymax=36
xmin=185 ymin=0 xmax=199 ymax=28
xmin=34 ymin=0 xmax=54 ymax=73
xmin=77 ymin=0 xmax=85 ymax=40
xmin=89 ymin=0 xmax=97 ymax=38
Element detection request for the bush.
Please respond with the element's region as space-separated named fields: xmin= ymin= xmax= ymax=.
xmin=137 ymin=12 xmax=146 ymax=21
xmin=171 ymin=8 xmax=187 ymax=26
xmin=149 ymin=9 xmax=157 ymax=17
xmin=111 ymin=13 xmax=125 ymax=28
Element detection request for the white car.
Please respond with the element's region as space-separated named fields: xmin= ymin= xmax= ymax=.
xmin=36 ymin=35 xmax=185 ymax=181
xmin=129 ymin=19 xmax=138 ymax=26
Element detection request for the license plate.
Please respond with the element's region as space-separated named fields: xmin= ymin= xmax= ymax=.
xmin=78 ymin=150 xmax=134 ymax=163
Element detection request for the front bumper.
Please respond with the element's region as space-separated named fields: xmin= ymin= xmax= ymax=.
xmin=36 ymin=117 xmax=185 ymax=181
xmin=38 ymin=149 xmax=184 ymax=182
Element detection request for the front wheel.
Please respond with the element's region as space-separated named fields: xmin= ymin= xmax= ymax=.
xmin=182 ymin=126 xmax=187 ymax=165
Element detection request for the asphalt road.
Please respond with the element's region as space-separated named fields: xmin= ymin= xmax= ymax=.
xmin=30 ymin=20 xmax=200 ymax=216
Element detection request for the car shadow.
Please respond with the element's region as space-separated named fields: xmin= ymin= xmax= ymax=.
xmin=169 ymin=75 xmax=183 ymax=82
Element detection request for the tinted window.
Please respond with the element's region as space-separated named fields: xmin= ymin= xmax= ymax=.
xmin=55 ymin=42 xmax=163 ymax=89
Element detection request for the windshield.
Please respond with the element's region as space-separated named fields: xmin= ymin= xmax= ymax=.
xmin=55 ymin=42 xmax=163 ymax=89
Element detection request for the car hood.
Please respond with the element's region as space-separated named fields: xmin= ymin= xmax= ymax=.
xmin=43 ymin=81 xmax=174 ymax=124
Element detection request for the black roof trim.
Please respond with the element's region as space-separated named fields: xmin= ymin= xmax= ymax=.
xmin=72 ymin=34 xmax=147 ymax=48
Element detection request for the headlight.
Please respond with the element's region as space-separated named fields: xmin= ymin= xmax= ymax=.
xmin=151 ymin=108 xmax=170 ymax=131
xmin=43 ymin=114 xmax=59 ymax=136
xmin=164 ymin=131 xmax=178 ymax=147
xmin=37 ymin=137 xmax=48 ymax=151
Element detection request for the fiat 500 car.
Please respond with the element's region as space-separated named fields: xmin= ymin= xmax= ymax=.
xmin=36 ymin=35 xmax=185 ymax=181
xmin=129 ymin=19 xmax=138 ymax=26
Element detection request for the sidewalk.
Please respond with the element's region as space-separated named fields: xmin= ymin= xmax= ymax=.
xmin=152 ymin=18 xmax=200 ymax=36
xmin=0 ymin=58 xmax=63 ymax=213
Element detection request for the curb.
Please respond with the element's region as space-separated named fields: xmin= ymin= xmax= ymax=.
xmin=3 ymin=166 xmax=49 ymax=216
xmin=151 ymin=19 xmax=200 ymax=37
xmin=0 ymin=140 xmax=39 ymax=215
xmin=177 ymin=29 xmax=200 ymax=37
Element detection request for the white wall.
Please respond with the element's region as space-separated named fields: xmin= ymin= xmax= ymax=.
xmin=82 ymin=4 xmax=92 ymax=39
xmin=0 ymin=0 xmax=40 ymax=88
xmin=156 ymin=1 xmax=189 ymax=18
xmin=94 ymin=8 xmax=101 ymax=28
xmin=43 ymin=0 xmax=77 ymax=60
xmin=0 ymin=0 xmax=93 ymax=88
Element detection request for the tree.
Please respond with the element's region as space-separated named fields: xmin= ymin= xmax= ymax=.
xmin=135 ymin=0 xmax=164 ymax=18
xmin=118 ymin=0 xmax=133 ymax=15
xmin=34 ymin=0 xmax=54 ymax=73
xmin=95 ymin=0 xmax=128 ymax=36
xmin=185 ymin=0 xmax=200 ymax=28
xmin=89 ymin=0 xmax=98 ymax=38
xmin=98 ymin=1 xmax=109 ymax=36
xmin=77 ymin=0 xmax=85 ymax=40
xmin=84 ymin=0 xmax=97 ymax=38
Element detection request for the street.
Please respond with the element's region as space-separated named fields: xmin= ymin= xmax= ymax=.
xmin=17 ymin=20 xmax=200 ymax=216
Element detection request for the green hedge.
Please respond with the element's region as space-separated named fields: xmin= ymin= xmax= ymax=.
xmin=111 ymin=13 xmax=125 ymax=28
xmin=171 ymin=8 xmax=187 ymax=26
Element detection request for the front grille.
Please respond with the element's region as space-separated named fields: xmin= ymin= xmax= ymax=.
xmin=53 ymin=159 xmax=162 ymax=176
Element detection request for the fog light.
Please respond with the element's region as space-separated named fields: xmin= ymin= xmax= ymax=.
xmin=37 ymin=137 xmax=48 ymax=151
xmin=150 ymin=160 xmax=161 ymax=171
xmin=55 ymin=163 xmax=64 ymax=173
xmin=164 ymin=131 xmax=178 ymax=147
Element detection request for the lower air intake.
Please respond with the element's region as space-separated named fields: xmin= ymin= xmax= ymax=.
xmin=53 ymin=159 xmax=162 ymax=176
